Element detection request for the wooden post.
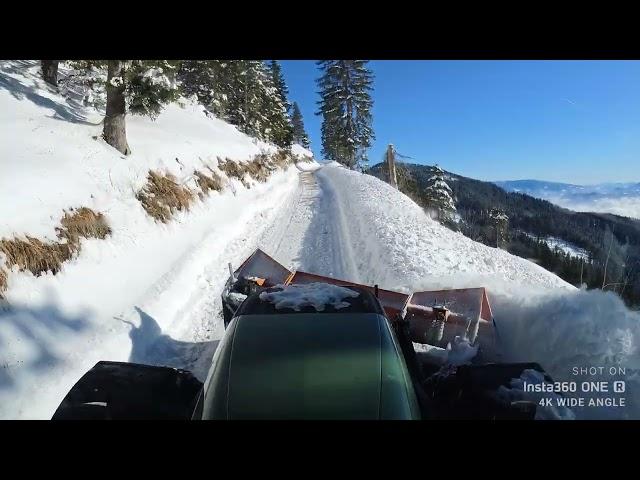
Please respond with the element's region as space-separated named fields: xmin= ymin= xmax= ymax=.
xmin=386 ymin=144 xmax=398 ymax=189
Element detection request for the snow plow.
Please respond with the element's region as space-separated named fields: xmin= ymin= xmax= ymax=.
xmin=222 ymin=249 xmax=499 ymax=358
xmin=52 ymin=248 xmax=567 ymax=420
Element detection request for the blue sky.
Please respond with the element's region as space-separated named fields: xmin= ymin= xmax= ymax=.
xmin=280 ymin=60 xmax=640 ymax=184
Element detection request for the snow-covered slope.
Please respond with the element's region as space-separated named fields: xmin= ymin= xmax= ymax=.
xmin=318 ymin=165 xmax=574 ymax=294
xmin=0 ymin=61 xmax=314 ymax=418
xmin=0 ymin=61 xmax=308 ymax=241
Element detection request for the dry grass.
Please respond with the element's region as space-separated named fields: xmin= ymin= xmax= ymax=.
xmin=244 ymin=155 xmax=272 ymax=183
xmin=194 ymin=168 xmax=223 ymax=199
xmin=0 ymin=267 xmax=6 ymax=299
xmin=218 ymin=157 xmax=245 ymax=181
xmin=270 ymin=149 xmax=293 ymax=170
xmin=218 ymin=158 xmax=252 ymax=188
xmin=57 ymin=207 xmax=111 ymax=246
xmin=217 ymin=151 xmax=293 ymax=188
xmin=136 ymin=170 xmax=195 ymax=223
xmin=0 ymin=236 xmax=71 ymax=276
xmin=0 ymin=207 xmax=112 ymax=282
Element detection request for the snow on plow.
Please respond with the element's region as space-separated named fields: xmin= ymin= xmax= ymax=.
xmin=222 ymin=248 xmax=499 ymax=356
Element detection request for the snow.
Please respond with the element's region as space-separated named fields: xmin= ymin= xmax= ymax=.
xmin=446 ymin=336 xmax=480 ymax=365
xmin=228 ymin=292 xmax=248 ymax=304
xmin=544 ymin=237 xmax=590 ymax=260
xmin=319 ymin=164 xmax=573 ymax=293
xmin=258 ymin=283 xmax=360 ymax=311
xmin=413 ymin=335 xmax=478 ymax=366
xmin=0 ymin=61 xmax=309 ymax=242
xmin=429 ymin=179 xmax=453 ymax=192
xmin=141 ymin=67 xmax=175 ymax=90
xmin=522 ymin=232 xmax=590 ymax=260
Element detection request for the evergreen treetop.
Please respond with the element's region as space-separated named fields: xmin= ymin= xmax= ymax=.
xmin=424 ymin=164 xmax=457 ymax=220
xmin=291 ymin=102 xmax=310 ymax=149
xmin=316 ymin=60 xmax=374 ymax=169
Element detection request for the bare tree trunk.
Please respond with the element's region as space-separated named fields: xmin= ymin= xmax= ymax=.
xmin=386 ymin=144 xmax=398 ymax=189
xmin=41 ymin=60 xmax=59 ymax=86
xmin=602 ymin=229 xmax=614 ymax=289
xmin=103 ymin=60 xmax=131 ymax=155
xmin=620 ymin=263 xmax=634 ymax=297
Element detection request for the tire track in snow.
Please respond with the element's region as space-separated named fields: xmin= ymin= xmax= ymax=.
xmin=294 ymin=169 xmax=361 ymax=282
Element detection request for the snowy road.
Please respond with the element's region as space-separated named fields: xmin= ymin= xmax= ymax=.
xmin=137 ymin=164 xmax=368 ymax=381
xmin=270 ymin=169 xmax=361 ymax=281
xmin=170 ymin=164 xmax=364 ymax=379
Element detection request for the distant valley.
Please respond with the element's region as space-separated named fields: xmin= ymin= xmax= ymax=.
xmin=495 ymin=180 xmax=640 ymax=220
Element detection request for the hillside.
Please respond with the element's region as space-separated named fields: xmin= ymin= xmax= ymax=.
xmin=368 ymin=161 xmax=640 ymax=307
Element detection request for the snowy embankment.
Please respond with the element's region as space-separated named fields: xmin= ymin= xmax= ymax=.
xmin=318 ymin=164 xmax=573 ymax=293
xmin=313 ymin=164 xmax=640 ymax=419
xmin=0 ymin=61 xmax=314 ymax=418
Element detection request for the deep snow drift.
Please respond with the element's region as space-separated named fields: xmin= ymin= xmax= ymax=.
xmin=317 ymin=164 xmax=574 ymax=293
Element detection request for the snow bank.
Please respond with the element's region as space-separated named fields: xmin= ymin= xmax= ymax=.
xmin=320 ymin=164 xmax=573 ymax=293
xmin=259 ymin=283 xmax=360 ymax=311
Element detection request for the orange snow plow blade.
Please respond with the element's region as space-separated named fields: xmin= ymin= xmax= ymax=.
xmin=406 ymin=288 xmax=497 ymax=354
xmin=226 ymin=249 xmax=498 ymax=354
xmin=230 ymin=249 xmax=293 ymax=287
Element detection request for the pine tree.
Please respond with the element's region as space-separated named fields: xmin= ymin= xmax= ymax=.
xmin=244 ymin=61 xmax=275 ymax=141
xmin=104 ymin=60 xmax=130 ymax=155
xmin=218 ymin=61 xmax=292 ymax=148
xmin=59 ymin=60 xmax=107 ymax=109
xmin=268 ymin=60 xmax=291 ymax=115
xmin=423 ymin=165 xmax=457 ymax=223
xmin=316 ymin=60 xmax=374 ymax=169
xmin=177 ymin=60 xmax=233 ymax=118
xmin=489 ymin=208 xmax=509 ymax=248
xmin=262 ymin=61 xmax=293 ymax=148
xmin=291 ymin=102 xmax=310 ymax=148
xmin=41 ymin=60 xmax=59 ymax=86
xmin=103 ymin=60 xmax=181 ymax=154
xmin=127 ymin=60 xmax=181 ymax=119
